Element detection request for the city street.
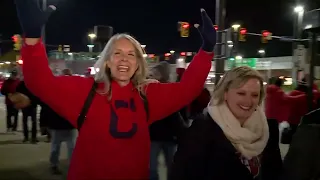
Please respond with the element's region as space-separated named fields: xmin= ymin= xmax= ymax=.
xmin=0 ymin=97 xmax=288 ymax=180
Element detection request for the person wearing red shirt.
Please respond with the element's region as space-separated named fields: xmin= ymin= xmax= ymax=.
xmin=1 ymin=70 xmax=20 ymax=132
xmin=15 ymin=1 xmax=216 ymax=179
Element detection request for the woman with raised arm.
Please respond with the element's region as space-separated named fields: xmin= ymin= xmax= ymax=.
xmin=15 ymin=0 xmax=216 ymax=179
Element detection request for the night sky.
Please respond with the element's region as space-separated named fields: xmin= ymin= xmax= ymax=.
xmin=1 ymin=0 xmax=319 ymax=58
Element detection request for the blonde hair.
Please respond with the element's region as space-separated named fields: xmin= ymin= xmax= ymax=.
xmin=94 ymin=33 xmax=150 ymax=97
xmin=212 ymin=66 xmax=265 ymax=105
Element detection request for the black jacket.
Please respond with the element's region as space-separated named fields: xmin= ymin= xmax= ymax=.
xmin=149 ymin=112 xmax=187 ymax=142
xmin=16 ymin=81 xmax=38 ymax=108
xmin=17 ymin=81 xmax=74 ymax=130
xmin=282 ymin=108 xmax=320 ymax=180
xmin=169 ymin=113 xmax=280 ymax=180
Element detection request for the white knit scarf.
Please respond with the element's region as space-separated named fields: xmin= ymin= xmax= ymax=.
xmin=207 ymin=101 xmax=269 ymax=159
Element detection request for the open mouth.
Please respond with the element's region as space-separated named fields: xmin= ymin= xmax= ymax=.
xmin=239 ymin=105 xmax=251 ymax=111
xmin=117 ymin=65 xmax=129 ymax=72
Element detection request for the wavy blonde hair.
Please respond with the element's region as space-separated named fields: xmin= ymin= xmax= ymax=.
xmin=212 ymin=66 xmax=265 ymax=106
xmin=94 ymin=33 xmax=151 ymax=97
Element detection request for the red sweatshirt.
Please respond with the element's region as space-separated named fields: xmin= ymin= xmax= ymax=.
xmin=21 ymin=41 xmax=213 ymax=180
xmin=265 ymin=85 xmax=306 ymax=123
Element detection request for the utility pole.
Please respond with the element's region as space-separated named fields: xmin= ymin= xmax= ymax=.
xmin=214 ymin=0 xmax=226 ymax=84
xmin=292 ymin=8 xmax=304 ymax=86
xmin=39 ymin=0 xmax=47 ymax=45
xmin=307 ymin=32 xmax=317 ymax=111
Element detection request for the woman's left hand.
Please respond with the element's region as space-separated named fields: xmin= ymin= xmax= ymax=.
xmin=195 ymin=9 xmax=217 ymax=52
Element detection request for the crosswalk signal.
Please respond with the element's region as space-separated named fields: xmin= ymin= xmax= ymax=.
xmin=239 ymin=28 xmax=247 ymax=42
xmin=12 ymin=34 xmax=22 ymax=51
xmin=180 ymin=22 xmax=190 ymax=37
xmin=261 ymin=30 xmax=272 ymax=43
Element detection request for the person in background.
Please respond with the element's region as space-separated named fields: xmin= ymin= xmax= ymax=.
xmin=47 ymin=68 xmax=77 ymax=175
xmin=1 ymin=70 xmax=20 ymax=132
xmin=175 ymin=68 xmax=189 ymax=122
xmin=10 ymin=68 xmax=77 ymax=175
xmin=264 ymin=77 xmax=307 ymax=179
xmin=148 ymin=62 xmax=188 ymax=180
xmin=282 ymin=108 xmax=320 ymax=180
xmin=188 ymin=87 xmax=211 ymax=119
xmin=176 ymin=67 xmax=211 ymax=122
xmin=170 ymin=66 xmax=280 ymax=180
xmin=287 ymin=78 xmax=318 ymax=136
xmin=15 ymin=80 xmax=39 ymax=143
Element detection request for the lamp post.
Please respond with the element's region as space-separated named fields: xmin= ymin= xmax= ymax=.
xmin=292 ymin=5 xmax=304 ymax=86
xmin=231 ymin=24 xmax=240 ymax=67
xmin=88 ymin=33 xmax=96 ymax=52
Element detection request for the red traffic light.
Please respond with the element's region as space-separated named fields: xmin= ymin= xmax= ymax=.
xmin=182 ymin=23 xmax=189 ymax=28
xmin=12 ymin=35 xmax=18 ymax=43
xmin=240 ymin=28 xmax=247 ymax=35
xmin=213 ymin=25 xmax=218 ymax=31
xmin=262 ymin=30 xmax=270 ymax=37
xmin=180 ymin=52 xmax=186 ymax=56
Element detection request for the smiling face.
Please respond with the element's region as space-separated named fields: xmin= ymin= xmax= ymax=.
xmin=106 ymin=38 xmax=138 ymax=86
xmin=224 ymin=78 xmax=261 ymax=123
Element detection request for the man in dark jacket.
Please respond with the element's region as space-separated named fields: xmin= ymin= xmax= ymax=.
xmin=149 ymin=62 xmax=187 ymax=180
xmin=15 ymin=81 xmax=38 ymax=143
xmin=1 ymin=70 xmax=20 ymax=132
xmin=282 ymin=108 xmax=320 ymax=180
xmin=11 ymin=69 xmax=76 ymax=175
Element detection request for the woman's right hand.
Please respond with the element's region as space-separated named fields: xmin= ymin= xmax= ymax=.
xmin=14 ymin=0 xmax=57 ymax=38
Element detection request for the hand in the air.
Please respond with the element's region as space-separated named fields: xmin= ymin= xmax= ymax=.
xmin=15 ymin=0 xmax=58 ymax=38
xmin=195 ymin=9 xmax=217 ymax=52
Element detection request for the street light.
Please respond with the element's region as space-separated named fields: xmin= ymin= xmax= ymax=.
xmin=170 ymin=50 xmax=175 ymax=54
xmin=231 ymin=24 xmax=241 ymax=31
xmin=258 ymin=49 xmax=265 ymax=54
xmin=141 ymin=45 xmax=146 ymax=48
xmin=231 ymin=24 xmax=241 ymax=61
xmin=235 ymin=55 xmax=242 ymax=60
xmin=292 ymin=5 xmax=304 ymax=85
xmin=294 ymin=5 xmax=304 ymax=13
xmin=88 ymin=33 xmax=97 ymax=39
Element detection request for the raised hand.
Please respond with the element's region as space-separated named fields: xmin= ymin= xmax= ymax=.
xmin=195 ymin=9 xmax=216 ymax=52
xmin=15 ymin=0 xmax=57 ymax=38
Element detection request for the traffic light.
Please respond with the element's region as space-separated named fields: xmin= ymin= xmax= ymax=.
xmin=12 ymin=34 xmax=22 ymax=51
xmin=213 ymin=25 xmax=218 ymax=31
xmin=180 ymin=22 xmax=190 ymax=37
xmin=239 ymin=28 xmax=247 ymax=42
xmin=58 ymin=45 xmax=62 ymax=52
xmin=164 ymin=53 xmax=171 ymax=60
xmin=261 ymin=30 xmax=272 ymax=43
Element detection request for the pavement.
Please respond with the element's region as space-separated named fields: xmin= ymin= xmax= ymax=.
xmin=0 ymin=96 xmax=289 ymax=180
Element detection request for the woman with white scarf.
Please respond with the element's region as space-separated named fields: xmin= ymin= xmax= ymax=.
xmin=169 ymin=66 xmax=281 ymax=180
